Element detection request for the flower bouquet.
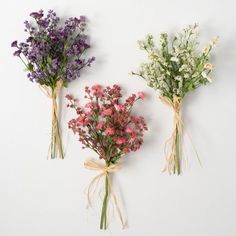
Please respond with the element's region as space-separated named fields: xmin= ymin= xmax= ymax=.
xmin=132 ymin=23 xmax=217 ymax=175
xmin=12 ymin=10 xmax=95 ymax=159
xmin=66 ymin=84 xmax=147 ymax=229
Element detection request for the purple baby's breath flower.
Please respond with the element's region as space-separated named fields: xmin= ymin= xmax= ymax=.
xmin=80 ymin=16 xmax=86 ymax=22
xmin=13 ymin=50 xmax=21 ymax=56
xmin=24 ymin=21 xmax=31 ymax=29
xmin=12 ymin=9 xmax=95 ymax=87
xmin=88 ymin=57 xmax=95 ymax=65
xmin=26 ymin=37 xmax=33 ymax=43
xmin=11 ymin=40 xmax=18 ymax=47
xmin=30 ymin=10 xmax=43 ymax=19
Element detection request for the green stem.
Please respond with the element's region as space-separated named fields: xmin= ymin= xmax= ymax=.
xmin=55 ymin=111 xmax=64 ymax=159
xmin=100 ymin=173 xmax=109 ymax=230
xmin=175 ymin=127 xmax=181 ymax=175
xmin=50 ymin=119 xmax=55 ymax=159
xmin=49 ymin=94 xmax=64 ymax=159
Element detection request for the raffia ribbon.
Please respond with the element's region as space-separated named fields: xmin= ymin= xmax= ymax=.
xmin=39 ymin=79 xmax=64 ymax=158
xmin=160 ymin=95 xmax=183 ymax=174
xmin=160 ymin=95 xmax=201 ymax=174
xmin=84 ymin=159 xmax=126 ymax=229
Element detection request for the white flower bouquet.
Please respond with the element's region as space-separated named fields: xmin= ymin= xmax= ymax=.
xmin=132 ymin=23 xmax=217 ymax=175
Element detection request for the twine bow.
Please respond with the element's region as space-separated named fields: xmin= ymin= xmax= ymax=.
xmin=84 ymin=159 xmax=126 ymax=229
xmin=160 ymin=95 xmax=201 ymax=175
xmin=39 ymin=79 xmax=64 ymax=159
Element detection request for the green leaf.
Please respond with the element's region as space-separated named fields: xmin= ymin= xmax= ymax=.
xmin=63 ymin=80 xmax=68 ymax=88
xmin=27 ymin=63 xmax=34 ymax=72
xmin=47 ymin=56 xmax=52 ymax=64
xmin=188 ymin=84 xmax=195 ymax=92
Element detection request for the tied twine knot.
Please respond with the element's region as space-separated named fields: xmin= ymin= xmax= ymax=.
xmin=39 ymin=79 xmax=64 ymax=99
xmin=39 ymin=80 xmax=64 ymax=158
xmin=84 ymin=159 xmax=126 ymax=229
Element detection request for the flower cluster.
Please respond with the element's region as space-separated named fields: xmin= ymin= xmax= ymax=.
xmin=66 ymin=84 xmax=147 ymax=164
xmin=11 ymin=9 xmax=95 ymax=88
xmin=132 ymin=23 xmax=217 ymax=99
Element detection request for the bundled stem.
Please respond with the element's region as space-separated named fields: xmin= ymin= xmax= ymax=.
xmin=50 ymin=93 xmax=64 ymax=159
xmin=40 ymin=80 xmax=64 ymax=159
xmin=173 ymin=123 xmax=182 ymax=175
xmin=164 ymin=112 xmax=182 ymax=175
xmin=84 ymin=160 xmax=125 ymax=230
xmin=100 ymin=173 xmax=110 ymax=230
xmin=162 ymin=95 xmax=201 ymax=174
xmin=162 ymin=96 xmax=183 ymax=175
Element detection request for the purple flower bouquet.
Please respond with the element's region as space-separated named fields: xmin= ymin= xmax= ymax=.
xmin=12 ymin=10 xmax=95 ymax=159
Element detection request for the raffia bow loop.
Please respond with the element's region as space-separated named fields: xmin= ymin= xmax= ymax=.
xmin=84 ymin=159 xmax=121 ymax=173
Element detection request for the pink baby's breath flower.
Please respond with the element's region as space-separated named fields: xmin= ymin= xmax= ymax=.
xmin=114 ymin=104 xmax=122 ymax=112
xmin=105 ymin=127 xmax=115 ymax=135
xmin=115 ymin=137 xmax=126 ymax=144
xmin=123 ymin=148 xmax=130 ymax=153
xmin=85 ymin=102 xmax=92 ymax=108
xmin=92 ymin=84 xmax=102 ymax=90
xmin=83 ymin=120 xmax=91 ymax=126
xmin=67 ymin=84 xmax=147 ymax=164
xmin=97 ymin=122 xmax=104 ymax=130
xmin=92 ymin=84 xmax=103 ymax=97
xmin=65 ymin=94 xmax=74 ymax=100
xmin=129 ymin=136 xmax=136 ymax=142
xmin=86 ymin=110 xmax=94 ymax=116
xmin=126 ymin=127 xmax=134 ymax=133
xmin=103 ymin=109 xmax=112 ymax=116
xmin=138 ymin=91 xmax=145 ymax=100
xmin=76 ymin=116 xmax=85 ymax=123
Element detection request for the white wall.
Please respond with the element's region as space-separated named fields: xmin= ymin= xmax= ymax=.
xmin=0 ymin=0 xmax=236 ymax=235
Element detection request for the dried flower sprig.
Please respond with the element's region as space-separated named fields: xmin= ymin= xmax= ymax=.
xmin=66 ymin=84 xmax=147 ymax=229
xmin=132 ymin=23 xmax=217 ymax=175
xmin=12 ymin=10 xmax=95 ymax=159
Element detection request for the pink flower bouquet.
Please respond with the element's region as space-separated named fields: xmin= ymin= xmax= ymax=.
xmin=66 ymin=84 xmax=147 ymax=229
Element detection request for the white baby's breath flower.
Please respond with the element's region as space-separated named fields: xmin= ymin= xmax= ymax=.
xmin=163 ymin=62 xmax=168 ymax=67
xmin=166 ymin=71 xmax=171 ymax=76
xmin=179 ymin=64 xmax=187 ymax=72
xmin=170 ymin=56 xmax=179 ymax=62
xmin=174 ymin=46 xmax=180 ymax=54
xmin=204 ymin=63 xmax=213 ymax=70
xmin=184 ymin=74 xmax=189 ymax=78
xmin=201 ymin=71 xmax=208 ymax=78
xmin=210 ymin=37 xmax=218 ymax=47
xmin=202 ymin=47 xmax=209 ymax=54
xmin=173 ymin=88 xmax=179 ymax=94
xmin=174 ymin=76 xmax=182 ymax=81
xmin=162 ymin=82 xmax=169 ymax=91
xmin=207 ymin=76 xmax=213 ymax=83
xmin=135 ymin=24 xmax=216 ymax=100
